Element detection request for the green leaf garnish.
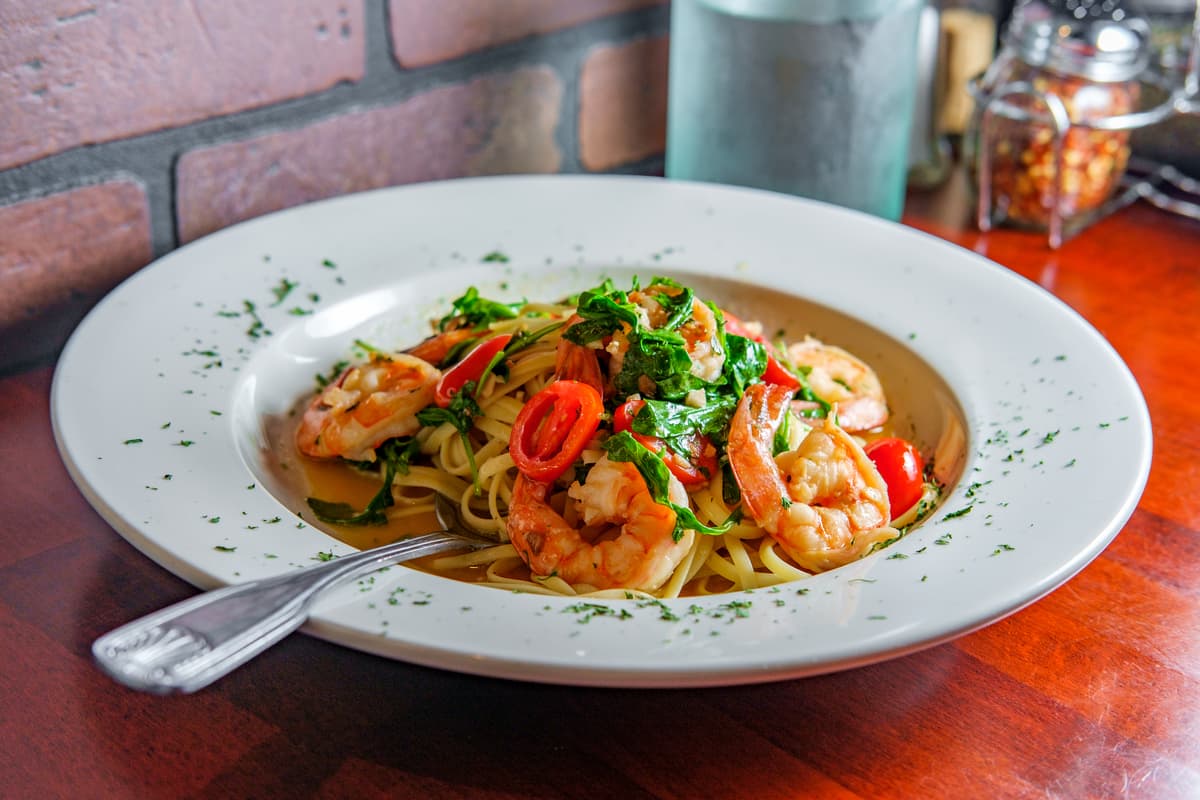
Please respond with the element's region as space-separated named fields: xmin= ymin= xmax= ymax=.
xmin=305 ymin=437 xmax=419 ymax=525
xmin=719 ymin=334 xmax=767 ymax=397
xmin=270 ymin=278 xmax=298 ymax=306
xmin=602 ymin=432 xmax=737 ymax=540
xmin=630 ymin=396 xmax=737 ymax=454
xmin=437 ymin=286 xmax=524 ymax=331
xmin=416 ymin=388 xmax=483 ymax=492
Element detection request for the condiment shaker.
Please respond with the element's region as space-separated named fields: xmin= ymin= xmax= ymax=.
xmin=969 ymin=0 xmax=1151 ymax=244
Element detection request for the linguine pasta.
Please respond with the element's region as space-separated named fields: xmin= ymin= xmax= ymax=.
xmin=296 ymin=278 xmax=939 ymax=599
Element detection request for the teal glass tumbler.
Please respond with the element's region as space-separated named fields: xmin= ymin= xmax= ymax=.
xmin=666 ymin=0 xmax=925 ymax=221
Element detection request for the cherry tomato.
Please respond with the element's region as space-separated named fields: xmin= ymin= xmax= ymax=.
xmin=434 ymin=333 xmax=512 ymax=408
xmin=722 ymin=312 xmax=801 ymax=390
xmin=760 ymin=354 xmax=802 ymax=390
xmin=864 ymin=437 xmax=926 ymax=515
xmin=612 ymin=398 xmax=718 ymax=487
xmin=510 ymin=380 xmax=603 ymax=483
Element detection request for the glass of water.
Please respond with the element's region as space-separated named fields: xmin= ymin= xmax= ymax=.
xmin=666 ymin=0 xmax=925 ymax=221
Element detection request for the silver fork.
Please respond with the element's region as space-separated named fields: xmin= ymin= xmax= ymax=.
xmin=92 ymin=496 xmax=496 ymax=694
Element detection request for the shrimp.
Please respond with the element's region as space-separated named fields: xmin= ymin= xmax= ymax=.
xmin=678 ymin=297 xmax=725 ymax=383
xmin=786 ymin=337 xmax=888 ymax=432
xmin=406 ymin=328 xmax=479 ymax=366
xmin=506 ymin=456 xmax=692 ymax=591
xmin=296 ymin=353 xmax=440 ymax=462
xmin=728 ymin=383 xmax=897 ymax=573
xmin=607 ymin=284 xmax=726 ymax=389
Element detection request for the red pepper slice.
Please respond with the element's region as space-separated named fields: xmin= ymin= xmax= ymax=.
xmin=722 ymin=312 xmax=801 ymax=390
xmin=434 ymin=333 xmax=512 ymax=408
xmin=510 ymin=380 xmax=603 ymax=482
xmin=612 ymin=398 xmax=717 ymax=487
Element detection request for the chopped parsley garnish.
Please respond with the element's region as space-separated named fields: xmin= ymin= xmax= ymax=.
xmin=242 ymin=300 xmax=269 ymax=339
xmin=270 ymin=278 xmax=298 ymax=306
xmin=563 ymin=602 xmax=633 ymax=623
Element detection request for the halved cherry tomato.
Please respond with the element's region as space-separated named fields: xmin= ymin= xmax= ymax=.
xmin=864 ymin=437 xmax=926 ymax=515
xmin=434 ymin=333 xmax=512 ymax=407
xmin=510 ymin=380 xmax=603 ymax=483
xmin=613 ymin=398 xmax=718 ymax=487
xmin=722 ymin=312 xmax=801 ymax=390
xmin=761 ymin=355 xmax=802 ymax=390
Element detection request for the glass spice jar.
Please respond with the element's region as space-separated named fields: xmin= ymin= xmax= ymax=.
xmin=970 ymin=0 xmax=1151 ymax=240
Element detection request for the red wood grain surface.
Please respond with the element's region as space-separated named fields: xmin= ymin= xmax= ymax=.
xmin=2 ymin=178 xmax=1197 ymax=799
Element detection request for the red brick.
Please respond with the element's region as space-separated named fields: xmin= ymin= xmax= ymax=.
xmin=579 ymin=35 xmax=669 ymax=171
xmin=176 ymin=66 xmax=563 ymax=243
xmin=388 ymin=0 xmax=667 ymax=67
xmin=0 ymin=0 xmax=364 ymax=170
xmin=0 ymin=181 xmax=152 ymax=367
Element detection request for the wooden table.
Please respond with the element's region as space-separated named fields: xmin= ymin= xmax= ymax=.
xmin=2 ymin=176 xmax=1198 ymax=799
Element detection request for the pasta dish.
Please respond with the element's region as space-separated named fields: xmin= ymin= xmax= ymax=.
xmin=295 ymin=278 xmax=937 ymax=598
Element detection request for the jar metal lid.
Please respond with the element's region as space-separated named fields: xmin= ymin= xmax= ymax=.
xmin=1003 ymin=0 xmax=1150 ymax=82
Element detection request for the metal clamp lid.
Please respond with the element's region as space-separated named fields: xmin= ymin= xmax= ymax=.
xmin=1004 ymin=0 xmax=1151 ymax=82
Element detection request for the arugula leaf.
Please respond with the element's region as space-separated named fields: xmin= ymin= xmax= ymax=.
xmin=602 ymin=432 xmax=736 ymax=539
xmin=720 ymin=459 xmax=742 ymax=506
xmin=719 ymin=334 xmax=767 ymax=396
xmin=791 ymin=364 xmax=832 ymax=418
xmin=438 ymin=287 xmax=524 ymax=331
xmin=632 ymin=396 xmax=737 ymax=451
xmin=305 ymin=437 xmax=419 ymax=525
xmin=442 ymin=334 xmax=483 ymax=366
xmin=563 ymin=280 xmax=640 ymax=345
xmin=649 ymin=284 xmax=695 ymax=332
xmin=647 ymin=275 xmax=683 ymax=290
xmin=613 ymin=329 xmax=698 ymax=400
xmin=773 ymin=407 xmax=792 ymax=455
xmin=417 ymin=387 xmax=483 ymax=492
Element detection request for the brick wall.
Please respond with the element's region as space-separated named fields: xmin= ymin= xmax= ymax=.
xmin=0 ymin=0 xmax=670 ymax=373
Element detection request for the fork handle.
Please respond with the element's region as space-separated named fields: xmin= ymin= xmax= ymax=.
xmin=92 ymin=531 xmax=481 ymax=694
